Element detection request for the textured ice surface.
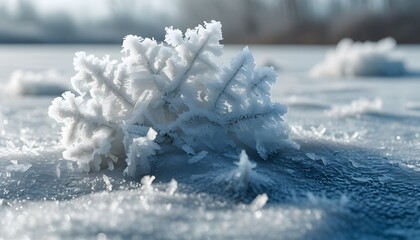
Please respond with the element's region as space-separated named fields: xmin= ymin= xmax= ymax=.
xmin=1 ymin=45 xmax=420 ymax=239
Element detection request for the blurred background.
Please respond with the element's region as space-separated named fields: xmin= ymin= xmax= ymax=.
xmin=0 ymin=0 xmax=419 ymax=44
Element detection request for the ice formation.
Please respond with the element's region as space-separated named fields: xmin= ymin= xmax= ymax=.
xmin=5 ymin=69 xmax=69 ymax=96
xmin=310 ymin=38 xmax=406 ymax=77
xmin=49 ymin=21 xmax=294 ymax=176
xmin=230 ymin=150 xmax=257 ymax=197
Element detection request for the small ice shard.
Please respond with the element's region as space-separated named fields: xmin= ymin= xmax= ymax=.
xmin=107 ymin=159 xmax=114 ymax=171
xmin=141 ymin=175 xmax=155 ymax=190
xmin=181 ymin=144 xmax=195 ymax=155
xmin=166 ymin=179 xmax=178 ymax=196
xmin=55 ymin=165 xmax=61 ymax=179
xmin=102 ymin=174 xmax=113 ymax=191
xmin=249 ymin=193 xmax=268 ymax=211
xmin=188 ymin=151 xmax=208 ymax=164
xmin=224 ymin=150 xmax=264 ymax=198
xmin=234 ymin=150 xmax=256 ymax=194
xmin=216 ymin=150 xmax=274 ymax=199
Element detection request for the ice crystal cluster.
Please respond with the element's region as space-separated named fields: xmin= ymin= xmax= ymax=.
xmin=49 ymin=21 xmax=293 ymax=176
xmin=310 ymin=38 xmax=406 ymax=77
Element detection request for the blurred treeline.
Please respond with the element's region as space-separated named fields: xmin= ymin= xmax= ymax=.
xmin=196 ymin=0 xmax=420 ymax=44
xmin=0 ymin=0 xmax=419 ymax=44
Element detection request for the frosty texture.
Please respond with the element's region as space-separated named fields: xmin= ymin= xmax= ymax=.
xmin=310 ymin=38 xmax=406 ymax=77
xmin=49 ymin=21 xmax=294 ymax=176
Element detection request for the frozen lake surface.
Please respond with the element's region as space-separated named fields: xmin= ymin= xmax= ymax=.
xmin=0 ymin=44 xmax=420 ymax=239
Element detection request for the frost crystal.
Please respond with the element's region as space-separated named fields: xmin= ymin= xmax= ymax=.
xmin=49 ymin=21 xmax=293 ymax=177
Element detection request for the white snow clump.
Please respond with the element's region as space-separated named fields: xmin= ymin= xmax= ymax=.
xmin=49 ymin=21 xmax=295 ymax=177
xmin=5 ymin=69 xmax=70 ymax=96
xmin=310 ymin=38 xmax=406 ymax=77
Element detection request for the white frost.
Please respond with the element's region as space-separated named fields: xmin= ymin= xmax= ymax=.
xmin=102 ymin=174 xmax=113 ymax=191
xmin=49 ymin=21 xmax=294 ymax=177
xmin=310 ymin=38 xmax=406 ymax=77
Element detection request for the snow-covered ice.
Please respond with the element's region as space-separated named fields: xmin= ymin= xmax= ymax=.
xmin=2 ymin=69 xmax=70 ymax=96
xmin=310 ymin=38 xmax=407 ymax=77
xmin=1 ymin=39 xmax=420 ymax=239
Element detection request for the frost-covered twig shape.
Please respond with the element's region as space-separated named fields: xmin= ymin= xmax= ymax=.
xmin=49 ymin=21 xmax=294 ymax=176
xmin=310 ymin=38 xmax=406 ymax=77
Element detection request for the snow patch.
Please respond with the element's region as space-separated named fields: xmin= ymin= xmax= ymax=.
xmin=310 ymin=38 xmax=407 ymax=77
xmin=4 ymin=69 xmax=70 ymax=96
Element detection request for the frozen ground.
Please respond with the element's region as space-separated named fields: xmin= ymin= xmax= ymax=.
xmin=0 ymin=44 xmax=420 ymax=239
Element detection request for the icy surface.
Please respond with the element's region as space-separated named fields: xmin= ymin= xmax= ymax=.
xmin=1 ymin=44 xmax=420 ymax=239
xmin=310 ymin=38 xmax=407 ymax=77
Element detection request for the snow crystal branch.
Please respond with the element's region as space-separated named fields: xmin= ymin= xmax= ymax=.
xmin=49 ymin=21 xmax=295 ymax=177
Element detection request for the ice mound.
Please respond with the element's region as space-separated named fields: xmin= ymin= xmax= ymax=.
xmin=4 ymin=69 xmax=70 ymax=96
xmin=49 ymin=21 xmax=295 ymax=177
xmin=310 ymin=38 xmax=406 ymax=77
